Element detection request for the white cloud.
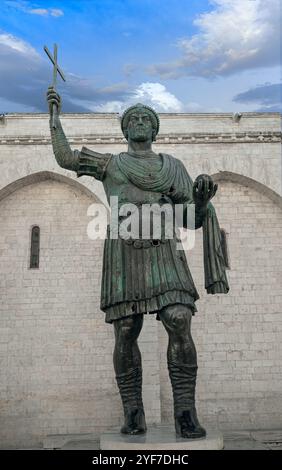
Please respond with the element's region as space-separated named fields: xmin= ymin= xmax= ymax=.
xmin=29 ymin=7 xmax=64 ymax=17
xmin=135 ymin=83 xmax=183 ymax=112
xmin=92 ymin=82 xmax=184 ymax=113
xmin=0 ymin=33 xmax=39 ymax=57
xmin=5 ymin=1 xmax=64 ymax=17
xmin=90 ymin=101 xmax=126 ymax=113
xmin=50 ymin=8 xmax=63 ymax=17
xmin=0 ymin=32 xmax=131 ymax=112
xmin=29 ymin=8 xmax=49 ymax=16
xmin=148 ymin=0 xmax=280 ymax=78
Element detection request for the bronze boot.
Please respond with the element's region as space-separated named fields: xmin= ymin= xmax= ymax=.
xmin=168 ymin=361 xmax=206 ymax=439
xmin=116 ymin=366 xmax=147 ymax=435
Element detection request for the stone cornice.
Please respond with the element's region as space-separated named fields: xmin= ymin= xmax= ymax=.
xmin=0 ymin=131 xmax=281 ymax=145
xmin=1 ymin=112 xmax=281 ymax=119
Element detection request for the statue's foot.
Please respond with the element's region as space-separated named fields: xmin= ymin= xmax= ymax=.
xmin=121 ymin=408 xmax=147 ymax=435
xmin=175 ymin=408 xmax=206 ymax=439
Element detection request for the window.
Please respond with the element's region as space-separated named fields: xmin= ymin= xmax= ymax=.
xmin=220 ymin=229 xmax=230 ymax=269
xmin=30 ymin=226 xmax=40 ymax=269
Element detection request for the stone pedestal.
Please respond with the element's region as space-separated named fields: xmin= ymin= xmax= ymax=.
xmin=100 ymin=425 xmax=224 ymax=450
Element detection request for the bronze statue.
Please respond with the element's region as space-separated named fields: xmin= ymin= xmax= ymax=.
xmin=47 ymin=87 xmax=229 ymax=439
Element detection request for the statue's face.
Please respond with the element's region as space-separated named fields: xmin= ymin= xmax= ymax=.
xmin=126 ymin=110 xmax=154 ymax=142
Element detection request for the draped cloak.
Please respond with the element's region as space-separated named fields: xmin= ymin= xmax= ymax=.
xmin=76 ymin=148 xmax=229 ymax=323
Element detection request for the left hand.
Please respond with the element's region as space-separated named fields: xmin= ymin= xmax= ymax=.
xmin=193 ymin=174 xmax=218 ymax=206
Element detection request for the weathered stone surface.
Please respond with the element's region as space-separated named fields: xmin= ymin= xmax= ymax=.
xmin=100 ymin=425 xmax=223 ymax=450
xmin=223 ymin=439 xmax=269 ymax=450
xmin=43 ymin=433 xmax=98 ymax=450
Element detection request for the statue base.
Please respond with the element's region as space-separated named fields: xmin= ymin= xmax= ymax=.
xmin=100 ymin=425 xmax=224 ymax=450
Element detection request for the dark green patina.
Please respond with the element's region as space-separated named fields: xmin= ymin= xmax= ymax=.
xmin=47 ymin=88 xmax=229 ymax=439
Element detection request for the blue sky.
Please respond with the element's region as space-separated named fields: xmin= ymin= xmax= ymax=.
xmin=0 ymin=0 xmax=281 ymax=113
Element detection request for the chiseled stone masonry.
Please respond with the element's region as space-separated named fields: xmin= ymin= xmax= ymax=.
xmin=0 ymin=112 xmax=281 ymax=448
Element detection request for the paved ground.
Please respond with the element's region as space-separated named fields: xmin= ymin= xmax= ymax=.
xmin=37 ymin=429 xmax=282 ymax=450
xmin=223 ymin=430 xmax=282 ymax=450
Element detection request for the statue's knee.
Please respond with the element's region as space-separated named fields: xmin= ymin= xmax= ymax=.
xmin=161 ymin=304 xmax=192 ymax=333
xmin=171 ymin=311 xmax=188 ymax=332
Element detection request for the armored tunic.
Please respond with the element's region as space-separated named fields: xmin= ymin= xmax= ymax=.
xmin=74 ymin=147 xmax=229 ymax=323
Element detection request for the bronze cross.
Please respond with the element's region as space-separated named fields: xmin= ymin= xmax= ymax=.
xmin=44 ymin=44 xmax=66 ymax=129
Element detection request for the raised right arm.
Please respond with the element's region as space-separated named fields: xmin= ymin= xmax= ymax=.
xmin=47 ymin=86 xmax=78 ymax=171
xmin=46 ymin=87 xmax=112 ymax=179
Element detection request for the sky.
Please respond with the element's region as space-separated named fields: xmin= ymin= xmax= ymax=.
xmin=0 ymin=0 xmax=281 ymax=114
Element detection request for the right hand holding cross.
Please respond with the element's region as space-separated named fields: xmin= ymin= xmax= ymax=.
xmin=46 ymin=86 xmax=61 ymax=118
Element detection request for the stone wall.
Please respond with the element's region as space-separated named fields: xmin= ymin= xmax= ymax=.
xmin=159 ymin=179 xmax=282 ymax=430
xmin=0 ymin=112 xmax=281 ymax=447
xmin=0 ymin=178 xmax=160 ymax=448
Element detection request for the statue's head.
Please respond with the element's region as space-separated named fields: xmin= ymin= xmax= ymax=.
xmin=121 ymin=103 xmax=160 ymax=143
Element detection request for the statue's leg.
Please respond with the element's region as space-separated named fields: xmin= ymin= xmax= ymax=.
xmin=158 ymin=303 xmax=206 ymax=439
xmin=113 ymin=314 xmax=146 ymax=435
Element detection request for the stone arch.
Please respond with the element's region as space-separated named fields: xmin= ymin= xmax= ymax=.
xmin=0 ymin=170 xmax=106 ymax=207
xmin=212 ymin=170 xmax=282 ymax=208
